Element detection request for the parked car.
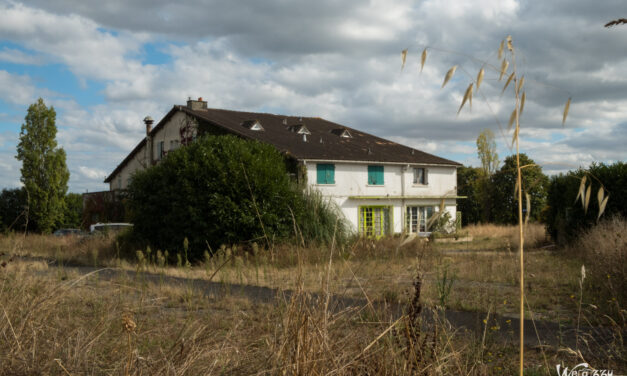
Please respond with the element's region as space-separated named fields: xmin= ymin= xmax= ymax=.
xmin=53 ymin=228 xmax=85 ymax=237
xmin=89 ymin=222 xmax=133 ymax=235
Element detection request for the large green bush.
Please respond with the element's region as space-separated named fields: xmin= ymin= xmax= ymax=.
xmin=546 ymin=161 xmax=626 ymax=243
xmin=126 ymin=135 xmax=346 ymax=259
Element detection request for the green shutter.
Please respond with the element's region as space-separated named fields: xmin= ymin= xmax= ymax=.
xmin=326 ymin=164 xmax=335 ymax=184
xmin=317 ymin=164 xmax=335 ymax=184
xmin=317 ymin=164 xmax=325 ymax=184
xmin=368 ymin=165 xmax=384 ymax=185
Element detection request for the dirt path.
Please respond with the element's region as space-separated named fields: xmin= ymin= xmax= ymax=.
xmin=42 ymin=264 xmax=622 ymax=351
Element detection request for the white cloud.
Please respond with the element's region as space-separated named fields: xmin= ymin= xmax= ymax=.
xmin=0 ymin=47 xmax=43 ymax=65
xmin=77 ymin=165 xmax=107 ymax=180
xmin=0 ymin=70 xmax=37 ymax=105
xmin=0 ymin=2 xmax=148 ymax=82
xmin=0 ymin=0 xmax=625 ymax=193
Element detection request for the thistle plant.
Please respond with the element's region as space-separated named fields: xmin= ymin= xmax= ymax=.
xmin=402 ymin=35 xmax=608 ymax=375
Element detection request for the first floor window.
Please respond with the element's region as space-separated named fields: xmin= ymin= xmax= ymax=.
xmin=316 ymin=163 xmax=335 ymax=184
xmin=406 ymin=206 xmax=435 ymax=233
xmin=359 ymin=206 xmax=391 ymax=237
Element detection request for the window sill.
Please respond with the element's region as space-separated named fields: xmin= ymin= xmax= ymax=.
xmin=366 ymin=184 xmax=385 ymax=187
xmin=412 ymin=184 xmax=428 ymax=187
xmin=315 ymin=183 xmax=336 ymax=186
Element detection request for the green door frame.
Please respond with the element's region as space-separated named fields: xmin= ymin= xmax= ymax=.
xmin=359 ymin=205 xmax=393 ymax=238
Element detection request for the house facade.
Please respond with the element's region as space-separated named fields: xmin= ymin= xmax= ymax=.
xmin=105 ymin=98 xmax=462 ymax=236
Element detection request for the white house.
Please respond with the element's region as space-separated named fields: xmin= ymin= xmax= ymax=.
xmin=105 ymin=98 xmax=462 ymax=236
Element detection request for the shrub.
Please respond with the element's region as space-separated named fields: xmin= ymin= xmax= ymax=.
xmin=0 ymin=188 xmax=30 ymax=232
xmin=126 ymin=135 xmax=347 ymax=260
xmin=456 ymin=166 xmax=484 ymax=226
xmin=546 ymin=161 xmax=627 ymax=243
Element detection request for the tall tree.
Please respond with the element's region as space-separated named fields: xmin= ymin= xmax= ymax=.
xmin=475 ymin=129 xmax=499 ymax=221
xmin=491 ymin=154 xmax=549 ymax=225
xmin=15 ymin=98 xmax=69 ymax=233
xmin=476 ymin=129 xmax=499 ymax=176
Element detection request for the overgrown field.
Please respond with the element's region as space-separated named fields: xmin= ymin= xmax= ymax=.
xmin=1 ymin=221 xmax=624 ymax=375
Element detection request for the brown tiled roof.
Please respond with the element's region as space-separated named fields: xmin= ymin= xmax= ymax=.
xmin=105 ymin=106 xmax=461 ymax=182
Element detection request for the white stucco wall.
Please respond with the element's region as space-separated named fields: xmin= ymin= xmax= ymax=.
xmin=304 ymin=161 xmax=458 ymax=234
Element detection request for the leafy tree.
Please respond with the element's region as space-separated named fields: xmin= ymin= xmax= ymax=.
xmin=476 ymin=129 xmax=499 ymax=176
xmin=0 ymin=188 xmax=30 ymax=232
xmin=546 ymin=161 xmax=626 ymax=243
xmin=475 ymin=129 xmax=499 ymax=222
xmin=15 ymin=98 xmax=69 ymax=233
xmin=61 ymin=193 xmax=83 ymax=228
xmin=490 ymin=154 xmax=549 ymax=225
xmin=126 ymin=134 xmax=346 ymax=260
xmin=456 ymin=166 xmax=483 ymax=226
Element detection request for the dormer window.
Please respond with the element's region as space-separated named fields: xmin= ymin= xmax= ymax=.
xmin=242 ymin=120 xmax=264 ymax=131
xmin=287 ymin=124 xmax=311 ymax=135
xmin=297 ymin=125 xmax=310 ymax=135
xmin=331 ymin=128 xmax=352 ymax=138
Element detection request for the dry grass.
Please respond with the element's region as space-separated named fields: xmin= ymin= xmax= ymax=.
xmin=1 ymin=222 xmax=624 ymax=374
xmin=0 ymin=232 xmax=118 ymax=267
xmin=0 ymin=258 xmax=546 ymax=375
xmin=464 ymin=222 xmax=547 ymax=249
xmin=566 ymin=216 xmax=626 ymax=324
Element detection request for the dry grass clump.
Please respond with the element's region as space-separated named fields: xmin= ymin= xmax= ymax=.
xmin=465 ymin=223 xmax=547 ymax=249
xmin=0 ymin=262 xmax=268 ymax=375
xmin=0 ymin=232 xmax=117 ymax=266
xmin=567 ymin=216 xmax=626 ymax=323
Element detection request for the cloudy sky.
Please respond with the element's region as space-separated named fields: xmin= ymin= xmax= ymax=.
xmin=0 ymin=0 xmax=625 ymax=193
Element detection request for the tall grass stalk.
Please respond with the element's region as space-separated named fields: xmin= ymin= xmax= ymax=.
xmin=402 ymin=35 xmax=581 ymax=375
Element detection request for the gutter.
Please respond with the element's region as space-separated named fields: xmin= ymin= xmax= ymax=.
xmin=348 ymin=195 xmax=466 ymax=200
xmin=301 ymin=159 xmax=461 ymax=168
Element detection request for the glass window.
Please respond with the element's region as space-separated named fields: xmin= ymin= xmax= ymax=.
xmin=316 ymin=164 xmax=335 ymax=184
xmin=157 ymin=141 xmax=164 ymax=160
xmin=368 ymin=165 xmax=384 ymax=185
xmin=413 ymin=168 xmax=427 ymax=185
xmin=359 ymin=206 xmax=391 ymax=237
xmin=406 ymin=206 xmax=436 ymax=233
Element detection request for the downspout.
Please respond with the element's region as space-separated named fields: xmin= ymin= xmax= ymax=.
xmin=401 ymin=164 xmax=408 ymax=234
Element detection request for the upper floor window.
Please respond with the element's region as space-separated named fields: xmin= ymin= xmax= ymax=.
xmin=316 ymin=163 xmax=335 ymax=184
xmin=170 ymin=139 xmax=179 ymax=150
xmin=368 ymin=165 xmax=384 ymax=185
xmin=413 ymin=168 xmax=428 ymax=185
xmin=157 ymin=141 xmax=165 ymax=160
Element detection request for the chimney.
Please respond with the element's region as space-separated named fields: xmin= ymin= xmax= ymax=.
xmin=187 ymin=97 xmax=208 ymax=111
xmin=143 ymin=116 xmax=154 ymax=135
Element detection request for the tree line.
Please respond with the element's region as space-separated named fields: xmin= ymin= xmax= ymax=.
xmin=457 ymin=129 xmax=625 ymax=243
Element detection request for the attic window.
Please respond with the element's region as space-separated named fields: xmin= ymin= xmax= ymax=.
xmin=287 ymin=124 xmax=311 ymax=135
xmin=331 ymin=128 xmax=352 ymax=138
xmin=296 ymin=125 xmax=310 ymax=135
xmin=242 ymin=120 xmax=264 ymax=131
